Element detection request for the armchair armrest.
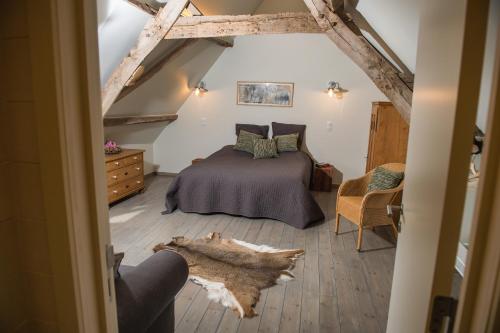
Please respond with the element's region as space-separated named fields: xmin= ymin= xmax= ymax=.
xmin=339 ymin=174 xmax=371 ymax=197
xmin=362 ymin=183 xmax=404 ymax=209
xmin=115 ymin=250 xmax=189 ymax=333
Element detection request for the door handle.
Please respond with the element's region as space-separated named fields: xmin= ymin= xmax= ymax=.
xmin=387 ymin=204 xmax=404 ymax=232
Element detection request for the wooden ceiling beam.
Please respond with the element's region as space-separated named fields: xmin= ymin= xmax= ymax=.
xmin=164 ymin=12 xmax=324 ymax=39
xmin=101 ymin=0 xmax=189 ymax=115
xmin=127 ymin=0 xmax=232 ymax=49
xmin=303 ymin=0 xmax=413 ymax=122
xmin=103 ymin=114 xmax=179 ymax=127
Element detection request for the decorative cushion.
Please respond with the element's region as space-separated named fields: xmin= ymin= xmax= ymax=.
xmin=367 ymin=166 xmax=404 ymax=192
xmin=235 ymin=123 xmax=269 ymax=139
xmin=253 ymin=138 xmax=279 ymax=159
xmin=234 ymin=130 xmax=263 ymax=154
xmin=274 ymin=133 xmax=299 ymax=152
xmin=272 ymin=122 xmax=306 ymax=148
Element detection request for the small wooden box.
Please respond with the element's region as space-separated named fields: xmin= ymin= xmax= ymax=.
xmin=311 ymin=164 xmax=333 ymax=192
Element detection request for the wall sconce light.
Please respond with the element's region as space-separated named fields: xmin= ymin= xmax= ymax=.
xmin=327 ymin=81 xmax=348 ymax=99
xmin=194 ymin=81 xmax=208 ymax=96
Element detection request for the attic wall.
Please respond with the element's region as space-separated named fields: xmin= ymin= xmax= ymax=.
xmin=476 ymin=0 xmax=499 ymax=132
xmin=356 ymin=0 xmax=419 ymax=72
xmin=255 ymin=0 xmax=307 ymax=13
xmin=191 ymin=0 xmax=264 ymax=15
xmin=106 ymin=39 xmax=225 ymax=117
xmin=153 ymin=34 xmax=387 ymax=181
xmin=96 ymin=0 xmax=112 ymax=25
xmin=104 ymin=39 xmax=226 ymax=173
xmin=98 ymin=0 xmax=149 ymax=84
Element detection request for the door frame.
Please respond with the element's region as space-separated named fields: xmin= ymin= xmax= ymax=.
xmin=386 ymin=0 xmax=491 ymax=331
xmin=45 ymin=0 xmax=498 ymax=331
xmin=455 ymin=8 xmax=500 ymax=330
xmin=34 ymin=0 xmax=118 ymax=331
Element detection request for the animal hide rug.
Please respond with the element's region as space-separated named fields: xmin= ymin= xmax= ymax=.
xmin=153 ymin=232 xmax=304 ymax=318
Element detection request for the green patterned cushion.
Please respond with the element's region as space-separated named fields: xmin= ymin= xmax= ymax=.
xmin=234 ymin=130 xmax=263 ymax=154
xmin=274 ymin=133 xmax=299 ymax=152
xmin=367 ymin=166 xmax=404 ymax=192
xmin=253 ymin=138 xmax=279 ymax=159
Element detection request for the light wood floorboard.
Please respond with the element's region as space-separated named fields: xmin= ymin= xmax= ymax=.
xmin=109 ymin=175 xmax=398 ymax=333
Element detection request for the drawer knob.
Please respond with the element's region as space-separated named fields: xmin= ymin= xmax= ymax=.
xmin=114 ymin=162 xmax=120 ymax=165
xmin=126 ymin=185 xmax=129 ymax=188
xmin=124 ymin=172 xmax=128 ymax=176
xmin=112 ymin=176 xmax=118 ymax=179
xmin=133 ymin=156 xmax=138 ymax=160
xmin=136 ymin=181 xmax=141 ymax=184
xmin=113 ymin=190 xmax=118 ymax=194
xmin=135 ymin=167 xmax=141 ymax=171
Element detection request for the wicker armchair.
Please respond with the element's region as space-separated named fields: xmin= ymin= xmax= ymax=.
xmin=335 ymin=163 xmax=405 ymax=251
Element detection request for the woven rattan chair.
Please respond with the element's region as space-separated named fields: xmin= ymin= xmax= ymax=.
xmin=335 ymin=163 xmax=405 ymax=251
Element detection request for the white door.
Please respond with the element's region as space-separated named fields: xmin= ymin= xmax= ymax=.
xmin=386 ymin=0 xmax=493 ymax=332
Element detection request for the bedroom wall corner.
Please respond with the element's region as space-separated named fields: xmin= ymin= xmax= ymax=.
xmin=153 ymin=34 xmax=387 ymax=181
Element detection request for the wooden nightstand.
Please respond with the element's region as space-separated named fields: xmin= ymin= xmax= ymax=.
xmin=311 ymin=164 xmax=333 ymax=192
xmin=105 ymin=149 xmax=145 ymax=204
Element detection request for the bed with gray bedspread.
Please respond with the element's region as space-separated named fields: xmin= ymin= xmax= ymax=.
xmin=164 ymin=145 xmax=325 ymax=229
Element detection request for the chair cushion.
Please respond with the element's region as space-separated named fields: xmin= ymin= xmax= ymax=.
xmin=338 ymin=196 xmax=363 ymax=224
xmin=367 ymin=166 xmax=404 ymax=192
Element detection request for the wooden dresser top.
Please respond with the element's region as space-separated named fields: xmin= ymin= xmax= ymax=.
xmin=105 ymin=149 xmax=145 ymax=163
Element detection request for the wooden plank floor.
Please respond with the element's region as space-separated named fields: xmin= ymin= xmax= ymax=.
xmin=109 ymin=175 xmax=397 ymax=333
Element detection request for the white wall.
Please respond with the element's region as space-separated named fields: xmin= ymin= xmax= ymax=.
xmin=154 ymin=34 xmax=386 ymax=181
xmin=476 ymin=0 xmax=499 ymax=131
xmin=96 ymin=0 xmax=112 ymax=26
xmin=357 ymin=0 xmax=420 ymax=73
xmin=97 ymin=0 xmax=149 ymax=84
xmin=106 ymin=39 xmax=225 ymax=116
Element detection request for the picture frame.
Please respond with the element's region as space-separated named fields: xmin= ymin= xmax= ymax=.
xmin=237 ymin=81 xmax=294 ymax=107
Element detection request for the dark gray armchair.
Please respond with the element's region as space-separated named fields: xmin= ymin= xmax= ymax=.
xmin=115 ymin=250 xmax=188 ymax=333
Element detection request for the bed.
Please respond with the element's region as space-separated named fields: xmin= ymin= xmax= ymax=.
xmin=164 ymin=145 xmax=325 ymax=229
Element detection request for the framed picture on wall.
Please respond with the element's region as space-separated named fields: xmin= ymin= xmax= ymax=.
xmin=237 ymin=81 xmax=294 ymax=107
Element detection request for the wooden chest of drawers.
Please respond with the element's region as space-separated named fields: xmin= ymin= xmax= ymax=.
xmin=105 ymin=149 xmax=145 ymax=204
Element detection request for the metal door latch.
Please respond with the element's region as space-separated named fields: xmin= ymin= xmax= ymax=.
xmin=430 ymin=296 xmax=458 ymax=333
xmin=106 ymin=244 xmax=115 ymax=270
xmin=387 ymin=204 xmax=404 ymax=232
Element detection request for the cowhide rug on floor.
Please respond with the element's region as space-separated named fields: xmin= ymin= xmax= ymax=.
xmin=153 ymin=232 xmax=304 ymax=318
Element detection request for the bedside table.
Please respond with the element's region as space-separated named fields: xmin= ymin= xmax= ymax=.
xmin=311 ymin=163 xmax=333 ymax=192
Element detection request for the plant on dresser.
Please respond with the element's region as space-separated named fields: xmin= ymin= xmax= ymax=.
xmin=105 ymin=149 xmax=145 ymax=204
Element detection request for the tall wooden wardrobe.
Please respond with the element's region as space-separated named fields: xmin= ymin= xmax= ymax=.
xmin=366 ymin=102 xmax=409 ymax=172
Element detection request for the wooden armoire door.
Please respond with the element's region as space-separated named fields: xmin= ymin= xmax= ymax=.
xmin=366 ymin=102 xmax=410 ymax=172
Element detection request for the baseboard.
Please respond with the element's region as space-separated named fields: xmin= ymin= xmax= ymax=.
xmin=144 ymin=172 xmax=156 ymax=180
xmin=155 ymin=171 xmax=178 ymax=177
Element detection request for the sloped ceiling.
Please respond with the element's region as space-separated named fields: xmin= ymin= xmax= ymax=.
xmin=98 ymin=0 xmax=420 ymax=144
xmin=192 ymin=0 xmax=264 ymax=15
xmin=107 ymin=39 xmax=224 ymax=117
xmin=356 ymin=0 xmax=419 ymax=73
xmin=99 ymin=0 xmax=264 ymax=144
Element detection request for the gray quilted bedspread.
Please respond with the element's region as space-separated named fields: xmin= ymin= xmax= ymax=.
xmin=164 ymin=145 xmax=324 ymax=229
